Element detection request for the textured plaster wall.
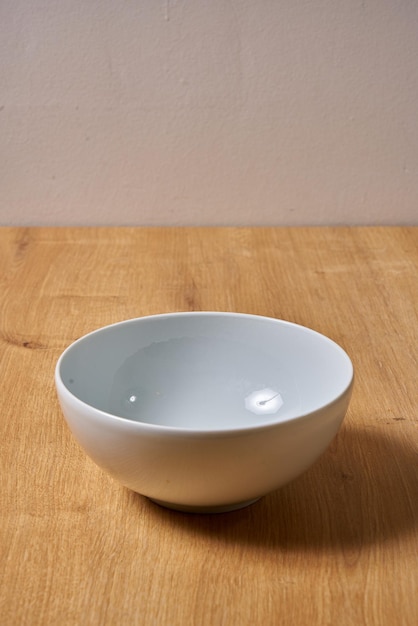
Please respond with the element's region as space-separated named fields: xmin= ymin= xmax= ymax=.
xmin=1 ymin=0 xmax=417 ymax=225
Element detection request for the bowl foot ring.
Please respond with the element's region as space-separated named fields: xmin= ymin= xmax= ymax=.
xmin=148 ymin=497 xmax=261 ymax=514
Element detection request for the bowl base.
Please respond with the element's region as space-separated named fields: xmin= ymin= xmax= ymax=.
xmin=148 ymin=497 xmax=261 ymax=514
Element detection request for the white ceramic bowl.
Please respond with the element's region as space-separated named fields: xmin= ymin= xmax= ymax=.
xmin=55 ymin=312 xmax=354 ymax=513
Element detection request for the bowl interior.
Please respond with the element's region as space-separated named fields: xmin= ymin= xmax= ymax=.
xmin=57 ymin=313 xmax=353 ymax=430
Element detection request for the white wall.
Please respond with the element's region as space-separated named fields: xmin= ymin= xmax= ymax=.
xmin=1 ymin=0 xmax=417 ymax=226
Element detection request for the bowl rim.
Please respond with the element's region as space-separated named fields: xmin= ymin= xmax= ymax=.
xmin=55 ymin=311 xmax=354 ymax=435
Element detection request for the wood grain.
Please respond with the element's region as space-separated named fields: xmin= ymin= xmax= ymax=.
xmin=1 ymin=227 xmax=417 ymax=625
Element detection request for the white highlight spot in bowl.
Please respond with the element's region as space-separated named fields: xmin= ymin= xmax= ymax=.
xmin=245 ymin=388 xmax=283 ymax=415
xmin=123 ymin=390 xmax=141 ymax=411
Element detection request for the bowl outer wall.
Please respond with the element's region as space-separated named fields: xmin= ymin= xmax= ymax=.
xmin=56 ymin=378 xmax=353 ymax=508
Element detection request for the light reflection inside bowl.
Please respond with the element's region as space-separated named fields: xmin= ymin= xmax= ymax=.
xmin=245 ymin=388 xmax=284 ymax=415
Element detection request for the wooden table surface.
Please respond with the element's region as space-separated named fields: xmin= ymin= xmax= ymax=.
xmin=1 ymin=227 xmax=417 ymax=625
